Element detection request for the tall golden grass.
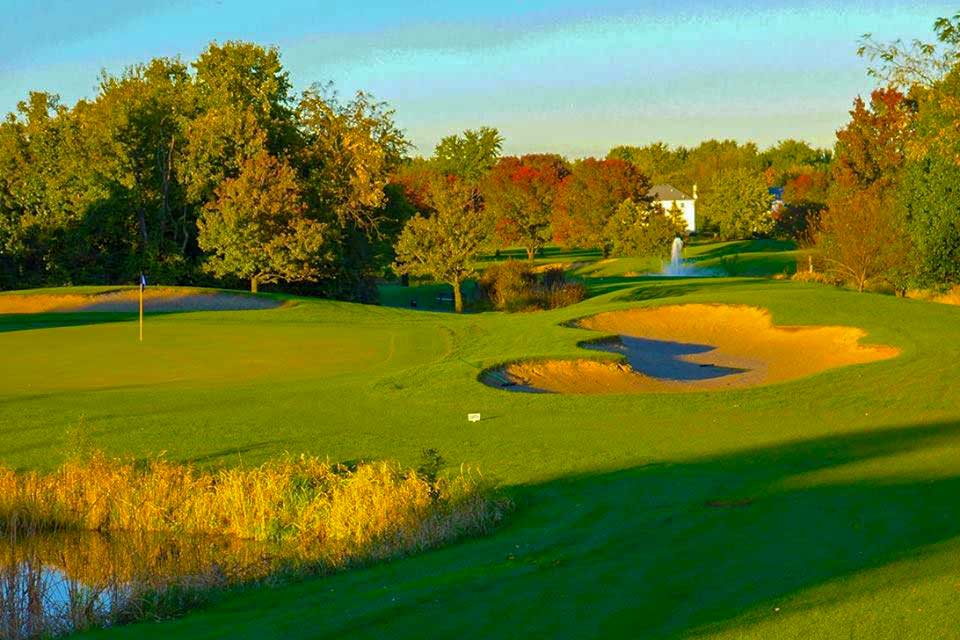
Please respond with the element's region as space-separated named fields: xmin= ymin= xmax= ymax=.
xmin=0 ymin=453 xmax=507 ymax=568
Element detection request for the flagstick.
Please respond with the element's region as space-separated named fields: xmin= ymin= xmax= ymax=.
xmin=139 ymin=282 xmax=144 ymax=342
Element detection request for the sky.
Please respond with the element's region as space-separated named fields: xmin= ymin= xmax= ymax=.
xmin=0 ymin=1 xmax=953 ymax=157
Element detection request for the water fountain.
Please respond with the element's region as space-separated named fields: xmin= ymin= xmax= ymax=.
xmin=662 ymin=237 xmax=693 ymax=276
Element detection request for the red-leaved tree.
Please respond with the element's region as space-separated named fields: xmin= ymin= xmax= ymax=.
xmin=483 ymin=154 xmax=570 ymax=261
xmin=552 ymin=158 xmax=650 ymax=254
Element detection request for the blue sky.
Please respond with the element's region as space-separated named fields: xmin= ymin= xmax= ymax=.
xmin=1 ymin=1 xmax=952 ymax=156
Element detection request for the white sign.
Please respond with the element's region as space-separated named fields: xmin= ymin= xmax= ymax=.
xmin=467 ymin=413 xmax=481 ymax=422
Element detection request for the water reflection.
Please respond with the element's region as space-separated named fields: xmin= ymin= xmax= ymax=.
xmin=1 ymin=530 xmax=276 ymax=639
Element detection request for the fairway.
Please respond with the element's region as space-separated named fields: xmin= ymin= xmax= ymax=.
xmin=2 ymin=274 xmax=959 ymax=639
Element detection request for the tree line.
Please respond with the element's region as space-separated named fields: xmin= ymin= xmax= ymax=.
xmin=4 ymin=16 xmax=959 ymax=307
xmin=809 ymin=13 xmax=960 ymax=293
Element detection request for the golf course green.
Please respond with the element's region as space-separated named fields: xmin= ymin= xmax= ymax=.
xmin=3 ymin=244 xmax=960 ymax=639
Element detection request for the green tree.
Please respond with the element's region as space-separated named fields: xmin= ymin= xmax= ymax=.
xmin=604 ymin=200 xmax=678 ymax=259
xmin=433 ymin=127 xmax=503 ymax=183
xmin=899 ymin=144 xmax=960 ymax=286
xmin=393 ymin=178 xmax=488 ymax=312
xmin=197 ymin=150 xmax=329 ymax=292
xmin=700 ymin=168 xmax=774 ymax=239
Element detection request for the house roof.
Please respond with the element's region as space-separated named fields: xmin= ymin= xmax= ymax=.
xmin=647 ymin=184 xmax=691 ymax=201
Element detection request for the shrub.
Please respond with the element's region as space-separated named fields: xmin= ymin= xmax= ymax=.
xmin=478 ymin=260 xmax=537 ymax=308
xmin=479 ymin=261 xmax=585 ymax=311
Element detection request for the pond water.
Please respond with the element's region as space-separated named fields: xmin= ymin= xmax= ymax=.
xmin=1 ymin=530 xmax=277 ymax=639
xmin=580 ymin=336 xmax=747 ymax=381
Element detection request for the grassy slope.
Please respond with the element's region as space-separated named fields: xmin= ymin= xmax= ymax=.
xmin=2 ymin=253 xmax=959 ymax=638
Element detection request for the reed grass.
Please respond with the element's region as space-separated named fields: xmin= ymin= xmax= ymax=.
xmin=0 ymin=453 xmax=507 ymax=568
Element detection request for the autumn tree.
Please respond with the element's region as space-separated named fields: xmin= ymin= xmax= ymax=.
xmin=700 ymin=168 xmax=774 ymax=239
xmin=393 ymin=178 xmax=488 ymax=312
xmin=552 ymin=158 xmax=649 ymax=254
xmin=811 ymin=88 xmax=915 ymax=290
xmin=816 ymin=186 xmax=911 ymax=292
xmin=483 ymin=154 xmax=570 ymax=261
xmin=198 ymin=150 xmax=329 ymax=292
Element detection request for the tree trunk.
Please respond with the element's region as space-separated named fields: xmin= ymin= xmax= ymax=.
xmin=526 ymin=246 xmax=536 ymax=262
xmin=251 ymin=277 xmax=259 ymax=293
xmin=452 ymin=280 xmax=463 ymax=313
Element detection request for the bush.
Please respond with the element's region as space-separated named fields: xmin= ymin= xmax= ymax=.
xmin=478 ymin=261 xmax=586 ymax=311
xmin=478 ymin=260 xmax=537 ymax=308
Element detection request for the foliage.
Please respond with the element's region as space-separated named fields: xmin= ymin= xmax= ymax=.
xmin=0 ymin=451 xmax=506 ymax=569
xmin=0 ymin=41 xmax=407 ymax=300
xmin=433 ymin=127 xmax=503 ymax=183
xmin=552 ymin=158 xmax=649 ymax=253
xmin=815 ymin=187 xmax=912 ymax=293
xmin=483 ymin=154 xmax=570 ymax=261
xmin=700 ymin=168 xmax=774 ymax=239
xmin=477 ymin=260 xmax=585 ymax=311
xmin=813 ymin=88 xmax=915 ymax=292
xmin=478 ymin=260 xmax=537 ymax=309
xmin=899 ymin=152 xmax=960 ymax=285
xmin=759 ymin=139 xmax=832 ymax=187
xmin=858 ymin=13 xmax=960 ymax=89
xmin=604 ymin=200 xmax=680 ymax=259
xmin=197 ymin=150 xmax=330 ymax=292
xmin=832 ymin=89 xmax=913 ymax=194
xmin=393 ymin=178 xmax=489 ymax=312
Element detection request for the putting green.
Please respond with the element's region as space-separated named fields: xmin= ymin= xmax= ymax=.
xmin=2 ymin=268 xmax=960 ymax=639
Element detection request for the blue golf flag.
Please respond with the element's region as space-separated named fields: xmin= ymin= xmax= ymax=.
xmin=139 ymin=273 xmax=147 ymax=290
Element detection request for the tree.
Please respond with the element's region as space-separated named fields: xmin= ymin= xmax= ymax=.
xmin=816 ymin=186 xmax=912 ymax=292
xmin=552 ymin=158 xmax=649 ymax=254
xmin=607 ymin=142 xmax=687 ymax=184
xmin=899 ymin=143 xmax=960 ymax=286
xmin=700 ymin=168 xmax=774 ymax=239
xmin=759 ymin=139 xmax=831 ymax=187
xmin=483 ymin=154 xmax=570 ymax=261
xmin=858 ymin=13 xmax=960 ymax=90
xmin=811 ymin=88 xmax=915 ymax=290
xmin=197 ymin=150 xmax=329 ymax=292
xmin=604 ymin=200 xmax=679 ymax=259
xmin=832 ymin=89 xmax=913 ymax=194
xmin=433 ymin=127 xmax=503 ymax=183
xmin=393 ymin=178 xmax=488 ymax=312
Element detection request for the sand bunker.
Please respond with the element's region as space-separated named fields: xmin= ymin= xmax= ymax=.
xmin=0 ymin=288 xmax=282 ymax=314
xmin=486 ymin=304 xmax=898 ymax=393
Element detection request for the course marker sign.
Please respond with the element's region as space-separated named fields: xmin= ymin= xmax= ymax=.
xmin=467 ymin=413 xmax=481 ymax=422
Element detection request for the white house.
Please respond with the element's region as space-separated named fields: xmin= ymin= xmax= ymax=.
xmin=648 ymin=183 xmax=697 ymax=232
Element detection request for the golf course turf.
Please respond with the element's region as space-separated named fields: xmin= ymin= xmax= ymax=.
xmin=3 ymin=250 xmax=960 ymax=638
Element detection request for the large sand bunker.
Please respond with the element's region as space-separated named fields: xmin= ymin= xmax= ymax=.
xmin=0 ymin=288 xmax=282 ymax=314
xmin=486 ymin=304 xmax=898 ymax=394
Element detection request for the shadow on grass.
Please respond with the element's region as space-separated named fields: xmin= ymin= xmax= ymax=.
xmin=580 ymin=276 xmax=783 ymax=300
xmin=687 ymin=239 xmax=797 ymax=262
xmin=113 ymin=419 xmax=960 ymax=639
xmin=0 ymin=312 xmax=136 ymax=334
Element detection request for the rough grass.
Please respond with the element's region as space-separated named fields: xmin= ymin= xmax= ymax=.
xmin=2 ymin=241 xmax=960 ymax=638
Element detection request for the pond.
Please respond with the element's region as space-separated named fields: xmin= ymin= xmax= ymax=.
xmin=1 ymin=530 xmax=278 ymax=639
